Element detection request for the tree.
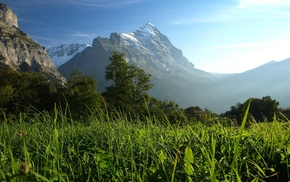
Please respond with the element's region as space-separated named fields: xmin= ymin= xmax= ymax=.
xmin=185 ymin=106 xmax=203 ymax=121
xmin=246 ymin=96 xmax=279 ymax=122
xmin=0 ymin=64 xmax=17 ymax=113
xmin=0 ymin=62 xmax=57 ymax=115
xmin=0 ymin=64 xmax=102 ymax=119
xmin=223 ymin=96 xmax=279 ymax=124
xmin=103 ymin=52 xmax=153 ymax=114
xmin=63 ymin=71 xmax=102 ymax=119
xmin=147 ymin=98 xmax=185 ymax=124
xmin=12 ymin=72 xmax=56 ymax=112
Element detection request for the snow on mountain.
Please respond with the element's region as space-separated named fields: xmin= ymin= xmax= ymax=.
xmin=120 ymin=23 xmax=167 ymax=53
xmin=47 ymin=43 xmax=90 ymax=68
xmin=58 ymin=23 xmax=213 ymax=106
xmin=135 ymin=23 xmax=161 ymax=43
xmin=119 ymin=23 xmax=194 ymax=73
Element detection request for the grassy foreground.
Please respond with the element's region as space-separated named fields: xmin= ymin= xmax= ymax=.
xmin=0 ymin=108 xmax=290 ymax=181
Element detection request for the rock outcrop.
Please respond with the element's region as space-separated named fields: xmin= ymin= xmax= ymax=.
xmin=0 ymin=3 xmax=18 ymax=28
xmin=0 ymin=3 xmax=65 ymax=85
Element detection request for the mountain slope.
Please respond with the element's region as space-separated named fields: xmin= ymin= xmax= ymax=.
xmin=47 ymin=43 xmax=90 ymax=68
xmin=0 ymin=3 xmax=65 ymax=85
xmin=58 ymin=23 xmax=217 ymax=106
xmin=200 ymin=59 xmax=290 ymax=113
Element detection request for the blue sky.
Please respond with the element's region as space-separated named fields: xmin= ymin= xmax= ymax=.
xmin=2 ymin=0 xmax=290 ymax=73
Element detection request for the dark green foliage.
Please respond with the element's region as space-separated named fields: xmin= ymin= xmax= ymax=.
xmin=0 ymin=63 xmax=57 ymax=115
xmin=248 ymin=96 xmax=279 ymax=121
xmin=223 ymin=96 xmax=279 ymax=124
xmin=0 ymin=63 xmax=102 ymax=119
xmin=62 ymin=71 xmax=102 ymax=119
xmin=184 ymin=106 xmax=203 ymax=121
xmin=280 ymin=108 xmax=290 ymax=119
xmin=184 ymin=106 xmax=219 ymax=124
xmin=103 ymin=52 xmax=153 ymax=114
xmin=147 ymin=98 xmax=186 ymax=123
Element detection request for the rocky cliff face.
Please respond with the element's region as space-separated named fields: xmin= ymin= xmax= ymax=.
xmin=0 ymin=3 xmax=65 ymax=85
xmin=0 ymin=3 xmax=18 ymax=28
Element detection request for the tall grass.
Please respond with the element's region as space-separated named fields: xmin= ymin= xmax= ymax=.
xmin=0 ymin=107 xmax=290 ymax=181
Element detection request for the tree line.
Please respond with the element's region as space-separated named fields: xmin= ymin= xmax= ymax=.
xmin=0 ymin=52 xmax=282 ymax=124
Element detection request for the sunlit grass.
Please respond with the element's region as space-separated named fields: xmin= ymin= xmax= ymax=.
xmin=0 ymin=108 xmax=290 ymax=181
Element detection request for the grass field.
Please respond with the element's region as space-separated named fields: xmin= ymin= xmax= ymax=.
xmin=0 ymin=107 xmax=290 ymax=181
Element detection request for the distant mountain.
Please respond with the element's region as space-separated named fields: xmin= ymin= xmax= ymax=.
xmin=58 ymin=23 xmax=217 ymax=106
xmin=56 ymin=22 xmax=290 ymax=113
xmin=0 ymin=3 xmax=65 ymax=85
xmin=47 ymin=43 xmax=90 ymax=68
xmin=200 ymin=59 xmax=290 ymax=113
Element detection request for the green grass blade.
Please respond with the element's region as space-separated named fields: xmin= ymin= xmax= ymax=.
xmin=230 ymin=98 xmax=251 ymax=180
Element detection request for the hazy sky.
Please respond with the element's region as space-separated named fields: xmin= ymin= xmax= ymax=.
xmin=2 ymin=0 xmax=290 ymax=73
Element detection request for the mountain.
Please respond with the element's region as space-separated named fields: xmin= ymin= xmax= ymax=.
xmin=58 ymin=23 xmax=217 ymax=106
xmin=200 ymin=59 xmax=290 ymax=113
xmin=57 ymin=23 xmax=290 ymax=113
xmin=47 ymin=43 xmax=90 ymax=68
xmin=0 ymin=3 xmax=65 ymax=85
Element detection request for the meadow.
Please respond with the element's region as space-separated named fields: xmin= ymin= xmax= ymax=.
xmin=0 ymin=105 xmax=290 ymax=182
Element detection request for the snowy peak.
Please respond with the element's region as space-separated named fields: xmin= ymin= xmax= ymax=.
xmin=120 ymin=23 xmax=160 ymax=47
xmin=136 ymin=23 xmax=159 ymax=38
xmin=140 ymin=22 xmax=156 ymax=30
xmin=56 ymin=23 xmax=195 ymax=76
xmin=120 ymin=23 xmax=167 ymax=52
xmin=116 ymin=23 xmax=195 ymax=73
xmin=47 ymin=43 xmax=90 ymax=68
xmin=134 ymin=23 xmax=163 ymax=43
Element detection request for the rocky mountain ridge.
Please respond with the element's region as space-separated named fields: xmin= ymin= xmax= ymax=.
xmin=58 ymin=23 xmax=216 ymax=106
xmin=0 ymin=3 xmax=65 ymax=85
xmin=57 ymin=23 xmax=211 ymax=77
xmin=119 ymin=23 xmax=196 ymax=72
